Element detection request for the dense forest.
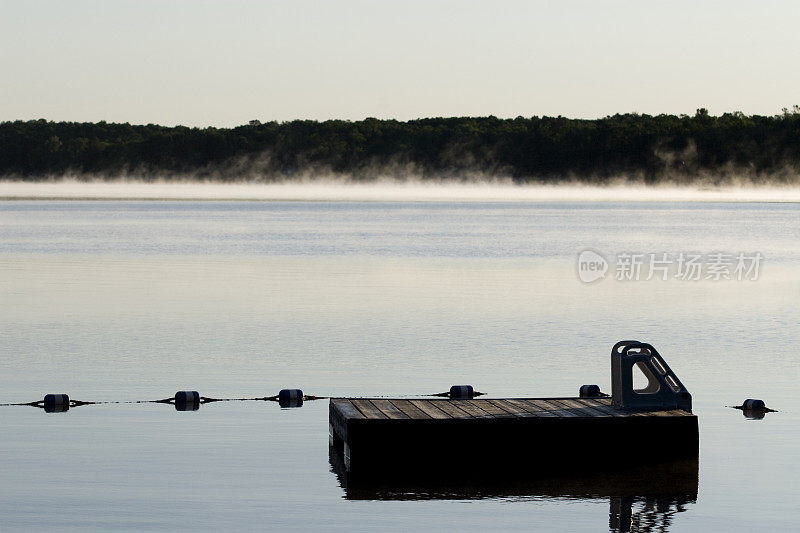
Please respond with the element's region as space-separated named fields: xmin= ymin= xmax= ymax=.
xmin=2 ymin=108 xmax=799 ymax=183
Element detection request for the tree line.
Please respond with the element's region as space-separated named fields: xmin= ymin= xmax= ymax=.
xmin=1 ymin=108 xmax=799 ymax=183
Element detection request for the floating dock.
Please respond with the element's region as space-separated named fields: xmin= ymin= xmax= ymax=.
xmin=329 ymin=341 xmax=698 ymax=478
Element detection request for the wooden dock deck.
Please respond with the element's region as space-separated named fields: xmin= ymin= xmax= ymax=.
xmin=329 ymin=396 xmax=698 ymax=478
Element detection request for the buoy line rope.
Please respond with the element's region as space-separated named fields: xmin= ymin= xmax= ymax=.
xmin=0 ymin=396 xmax=328 ymax=409
xmin=0 ymin=400 xmax=98 ymax=407
xmin=727 ymin=404 xmax=778 ymax=412
xmin=0 ymin=391 xmax=478 ymax=410
xmin=0 ymin=385 xmax=629 ymax=411
xmin=3 ymin=398 xmax=775 ymax=413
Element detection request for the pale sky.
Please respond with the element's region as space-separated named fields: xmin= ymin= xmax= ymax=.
xmin=2 ymin=0 xmax=799 ymax=127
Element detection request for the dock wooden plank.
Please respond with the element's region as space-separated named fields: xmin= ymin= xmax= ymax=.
xmin=409 ymin=400 xmax=452 ymax=419
xmin=351 ymin=399 xmax=388 ymax=419
xmin=370 ymin=399 xmax=410 ymax=419
xmin=486 ymin=399 xmax=531 ymax=417
xmin=578 ymin=399 xmax=692 ymax=417
xmin=504 ymin=399 xmax=556 ymax=417
xmin=524 ymin=399 xmax=581 ymax=417
xmin=649 ymin=409 xmax=692 ymax=417
xmin=449 ymin=399 xmax=493 ymax=418
xmin=332 ymin=399 xmax=366 ymax=420
xmin=390 ymin=399 xmax=431 ymax=420
xmin=336 ymin=397 xmax=692 ymax=422
xmin=580 ymin=398 xmax=629 ymax=417
xmin=430 ymin=400 xmax=473 ymax=418
xmin=469 ymin=400 xmax=515 ymax=417
xmin=553 ymin=399 xmax=612 ymax=417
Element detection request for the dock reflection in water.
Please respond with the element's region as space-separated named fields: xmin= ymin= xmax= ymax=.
xmin=330 ymin=450 xmax=697 ymax=532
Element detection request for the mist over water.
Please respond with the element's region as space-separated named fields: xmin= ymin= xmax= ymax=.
xmin=3 ymin=179 xmax=800 ymax=202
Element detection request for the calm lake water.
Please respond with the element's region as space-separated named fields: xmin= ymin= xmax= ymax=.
xmin=1 ymin=200 xmax=799 ymax=531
